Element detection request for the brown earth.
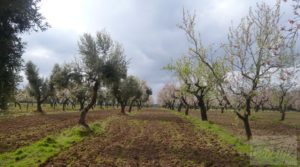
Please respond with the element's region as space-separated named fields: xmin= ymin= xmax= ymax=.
xmin=190 ymin=110 xmax=300 ymax=158
xmin=0 ymin=110 xmax=116 ymax=153
xmin=43 ymin=109 xmax=249 ymax=167
xmin=190 ymin=110 xmax=300 ymax=137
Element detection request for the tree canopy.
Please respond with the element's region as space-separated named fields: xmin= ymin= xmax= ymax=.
xmin=0 ymin=0 xmax=48 ymax=111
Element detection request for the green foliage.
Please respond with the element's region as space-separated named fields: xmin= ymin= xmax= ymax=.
xmin=112 ymin=76 xmax=141 ymax=106
xmin=50 ymin=64 xmax=72 ymax=89
xmin=0 ymin=0 xmax=48 ymax=111
xmin=102 ymin=43 xmax=128 ymax=84
xmin=79 ymin=33 xmax=103 ymax=77
xmin=78 ymin=31 xmax=128 ymax=84
xmin=25 ymin=61 xmax=50 ymax=111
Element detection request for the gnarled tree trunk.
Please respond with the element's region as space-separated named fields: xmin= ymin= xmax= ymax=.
xmin=121 ymin=104 xmax=126 ymax=114
xmin=197 ymin=96 xmax=208 ymax=121
xmin=177 ymin=102 xmax=183 ymax=112
xmin=79 ymin=81 xmax=99 ymax=131
xmin=37 ymin=101 xmax=43 ymax=113
xmin=128 ymin=99 xmax=136 ymax=113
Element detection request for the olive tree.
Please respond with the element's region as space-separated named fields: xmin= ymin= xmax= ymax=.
xmin=25 ymin=61 xmax=51 ymax=113
xmin=77 ymin=31 xmax=127 ymax=130
xmin=128 ymin=82 xmax=143 ymax=113
xmin=50 ymin=64 xmax=73 ymax=111
xmin=136 ymin=80 xmax=152 ymax=110
xmin=112 ymin=76 xmax=140 ymax=114
xmin=0 ymin=0 xmax=49 ymax=111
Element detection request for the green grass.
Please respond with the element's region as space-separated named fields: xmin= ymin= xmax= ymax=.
xmin=170 ymin=110 xmax=299 ymax=167
xmin=0 ymin=116 xmax=116 ymax=167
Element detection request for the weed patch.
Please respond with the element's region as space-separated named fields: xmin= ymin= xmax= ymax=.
xmin=0 ymin=116 xmax=116 ymax=167
xmin=170 ymin=110 xmax=299 ymax=166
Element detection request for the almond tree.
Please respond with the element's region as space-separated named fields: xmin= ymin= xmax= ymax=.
xmin=177 ymin=86 xmax=194 ymax=115
xmin=289 ymin=88 xmax=300 ymax=110
xmin=223 ymin=2 xmax=296 ymax=139
xmin=157 ymin=83 xmax=177 ymax=109
xmin=165 ymin=56 xmax=214 ymax=121
xmin=283 ymin=0 xmax=300 ymax=40
xmin=251 ymin=87 xmax=269 ymax=112
xmin=179 ymin=2 xmax=296 ymax=139
xmin=274 ymin=68 xmax=298 ymax=120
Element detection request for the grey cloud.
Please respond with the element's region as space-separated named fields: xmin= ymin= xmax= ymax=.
xmin=21 ymin=0 xmax=296 ymax=103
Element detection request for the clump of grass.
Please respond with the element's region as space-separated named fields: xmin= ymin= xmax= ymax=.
xmin=0 ymin=117 xmax=116 ymax=167
xmin=249 ymin=115 xmax=257 ymax=121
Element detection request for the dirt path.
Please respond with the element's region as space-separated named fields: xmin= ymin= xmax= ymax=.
xmin=0 ymin=110 xmax=116 ymax=153
xmin=43 ymin=109 xmax=248 ymax=167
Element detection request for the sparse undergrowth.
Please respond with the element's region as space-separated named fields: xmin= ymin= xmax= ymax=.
xmin=43 ymin=109 xmax=248 ymax=166
xmin=0 ymin=116 xmax=116 ymax=167
xmin=170 ymin=110 xmax=299 ymax=166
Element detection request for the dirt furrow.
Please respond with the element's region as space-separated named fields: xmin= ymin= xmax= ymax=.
xmin=43 ymin=109 xmax=248 ymax=167
xmin=0 ymin=110 xmax=116 ymax=153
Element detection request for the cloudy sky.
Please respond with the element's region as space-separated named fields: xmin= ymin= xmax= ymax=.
xmin=21 ymin=0 xmax=294 ymax=102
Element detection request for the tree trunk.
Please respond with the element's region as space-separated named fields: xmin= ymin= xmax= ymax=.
xmin=177 ymin=102 xmax=182 ymax=112
xmin=79 ymin=101 xmax=84 ymax=111
xmin=246 ymin=97 xmax=251 ymax=115
xmin=121 ymin=104 xmax=126 ymax=114
xmin=236 ymin=112 xmax=252 ymax=140
xmin=185 ymin=106 xmax=189 ymax=115
xmin=137 ymin=101 xmax=142 ymax=110
xmin=242 ymin=115 xmax=252 ymax=140
xmin=181 ymin=97 xmax=189 ymax=115
xmin=37 ymin=101 xmax=43 ymax=113
xmin=198 ymin=97 xmax=208 ymax=121
xmin=254 ymin=105 xmax=259 ymax=112
xmin=79 ymin=81 xmax=99 ymax=131
xmin=243 ymin=97 xmax=253 ymax=140
xmin=128 ymin=100 xmax=135 ymax=113
xmin=280 ymin=110 xmax=286 ymax=121
xmin=15 ymin=102 xmax=21 ymax=110
xmin=279 ymin=95 xmax=285 ymax=121
xmin=62 ymin=102 xmax=66 ymax=111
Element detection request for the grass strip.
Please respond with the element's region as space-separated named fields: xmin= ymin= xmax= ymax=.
xmin=170 ymin=110 xmax=299 ymax=166
xmin=0 ymin=116 xmax=116 ymax=167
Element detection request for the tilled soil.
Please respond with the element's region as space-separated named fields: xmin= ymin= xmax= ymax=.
xmin=0 ymin=110 xmax=116 ymax=153
xmin=191 ymin=111 xmax=300 ymax=137
xmin=43 ymin=109 xmax=249 ymax=167
xmin=190 ymin=110 xmax=300 ymax=158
